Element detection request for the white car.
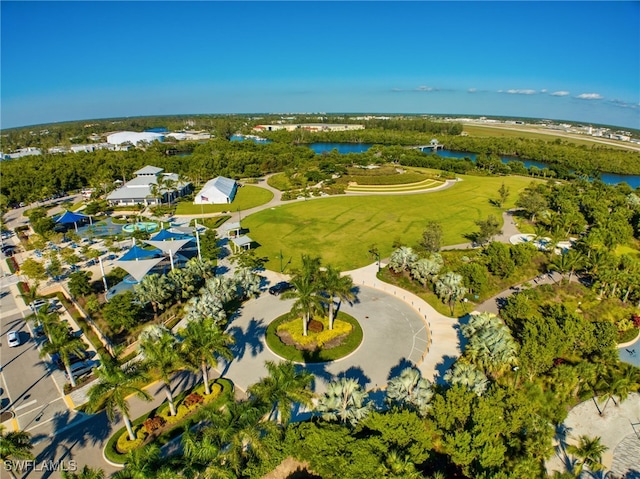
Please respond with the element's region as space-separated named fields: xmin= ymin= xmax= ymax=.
xmin=7 ymin=331 xmax=20 ymax=347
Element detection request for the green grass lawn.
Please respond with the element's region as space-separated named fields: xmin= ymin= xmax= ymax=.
xmin=243 ymin=174 xmax=538 ymax=271
xmin=174 ymin=185 xmax=273 ymax=215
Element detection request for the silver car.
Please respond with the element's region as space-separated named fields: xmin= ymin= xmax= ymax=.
xmin=7 ymin=331 xmax=20 ymax=347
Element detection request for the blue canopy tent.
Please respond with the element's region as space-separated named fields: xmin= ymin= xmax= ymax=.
xmin=119 ymin=245 xmax=163 ymax=262
xmin=55 ymin=210 xmax=91 ymax=232
xmin=150 ymin=229 xmax=194 ymax=242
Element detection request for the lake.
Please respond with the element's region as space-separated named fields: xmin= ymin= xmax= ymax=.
xmin=308 ymin=143 xmax=640 ymax=188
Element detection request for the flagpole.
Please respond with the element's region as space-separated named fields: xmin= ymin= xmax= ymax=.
xmin=195 ymin=220 xmax=202 ymax=261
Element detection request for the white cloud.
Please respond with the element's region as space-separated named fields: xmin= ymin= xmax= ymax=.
xmin=609 ymin=99 xmax=638 ymax=109
xmin=505 ymin=89 xmax=537 ymax=95
xmin=551 ymin=91 xmax=570 ymax=96
xmin=415 ymin=85 xmax=435 ymax=92
xmin=540 ymin=89 xmax=548 ymax=93
xmin=468 ymin=88 xmax=477 ymax=93
xmin=576 ymin=93 xmax=603 ymax=100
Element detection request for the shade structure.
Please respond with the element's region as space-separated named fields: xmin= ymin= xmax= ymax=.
xmin=116 ymin=257 xmax=165 ymax=282
xmin=55 ymin=210 xmax=89 ymax=224
xmin=151 ymin=229 xmax=194 ymax=242
xmin=144 ymin=239 xmax=192 ymax=256
xmin=231 ymin=235 xmax=252 ymax=251
xmin=119 ymin=245 xmax=163 ymax=262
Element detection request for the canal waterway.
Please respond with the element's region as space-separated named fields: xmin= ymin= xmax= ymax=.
xmin=307 ymin=142 xmax=640 ymax=188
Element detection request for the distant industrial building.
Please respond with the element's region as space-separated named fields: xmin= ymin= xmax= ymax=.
xmin=194 ymin=176 xmax=238 ymax=204
xmin=1 ymin=147 xmax=42 ymax=160
xmin=253 ymin=123 xmax=364 ymax=132
xmin=106 ymin=165 xmax=190 ymax=206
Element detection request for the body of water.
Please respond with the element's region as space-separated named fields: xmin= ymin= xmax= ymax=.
xmin=144 ymin=127 xmax=169 ymax=133
xmin=308 ymin=143 xmax=640 ymax=188
xmin=619 ymin=333 xmax=640 ymax=367
xmin=230 ymin=134 xmax=271 ymax=144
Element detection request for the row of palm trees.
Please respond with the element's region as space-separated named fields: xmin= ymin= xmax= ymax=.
xmin=280 ymin=255 xmax=356 ymax=336
xmin=88 ymin=318 xmax=234 ymax=442
xmin=389 ymin=246 xmax=468 ymax=315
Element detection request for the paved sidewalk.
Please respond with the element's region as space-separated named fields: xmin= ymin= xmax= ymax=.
xmin=345 ymin=262 xmax=461 ymax=383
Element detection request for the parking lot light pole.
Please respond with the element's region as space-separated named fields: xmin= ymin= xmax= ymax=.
xmin=99 ymin=257 xmax=108 ymax=299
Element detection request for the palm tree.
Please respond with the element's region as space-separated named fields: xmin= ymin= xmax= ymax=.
xmin=386 ymin=367 xmax=434 ymax=417
xmin=185 ymin=257 xmax=216 ymax=283
xmin=316 ymin=377 xmax=372 ymax=427
xmin=40 ymin=322 xmax=88 ymax=388
xmin=88 ymin=359 xmax=152 ymax=442
xmin=183 ymin=291 xmax=227 ymax=326
xmin=598 ymin=365 xmax=638 ymax=415
xmin=0 ymin=425 xmax=33 ymax=479
xmin=180 ymin=317 xmax=234 ymax=396
xmin=435 ymin=272 xmax=468 ymax=315
xmin=410 ymin=254 xmax=443 ymax=287
xmin=320 ymin=265 xmax=356 ymax=330
xmin=134 ymin=273 xmax=173 ymax=320
xmin=139 ymin=325 xmax=182 ymax=417
xmin=378 ymin=450 xmax=422 ymax=479
xmin=461 ymin=312 xmax=518 ymax=379
xmin=166 ymin=268 xmax=196 ymax=305
xmin=281 ymin=274 xmax=323 ymax=336
xmin=248 ymin=360 xmax=314 ymax=425
xmin=233 ymin=266 xmax=262 ymax=299
xmin=203 ymin=401 xmax=271 ymax=476
xmin=62 ymin=466 xmax=105 ymax=479
xmin=444 ymin=362 xmax=490 ymax=396
xmin=114 ymin=443 xmax=161 ymax=479
xmin=566 ymin=435 xmax=607 ymax=475
xmin=389 ymin=246 xmax=418 ymax=273
xmin=180 ymin=429 xmax=230 ymax=479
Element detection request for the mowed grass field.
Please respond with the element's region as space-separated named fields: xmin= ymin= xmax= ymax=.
xmin=243 ymin=174 xmax=538 ymax=271
xmin=175 ymin=185 xmax=273 ymax=215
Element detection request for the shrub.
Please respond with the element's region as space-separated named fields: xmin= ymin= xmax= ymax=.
xmin=6 ymin=257 xmax=19 ymax=273
xmin=17 ymin=281 xmax=30 ymax=295
xmin=184 ymin=392 xmax=204 ymax=408
xmin=277 ymin=316 xmax=351 ymax=349
xmin=116 ymin=427 xmax=147 ymax=454
xmin=143 ymin=416 xmax=166 ymax=434
xmin=632 ymin=314 xmax=640 ymax=328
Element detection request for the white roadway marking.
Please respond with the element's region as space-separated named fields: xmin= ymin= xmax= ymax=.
xmin=15 ymin=397 xmax=64 ymax=419
xmin=13 ymin=399 xmax=37 ymax=412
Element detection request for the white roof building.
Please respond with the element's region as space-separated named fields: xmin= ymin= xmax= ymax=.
xmin=194 ymin=177 xmax=238 ymax=204
xmin=106 ymin=165 xmax=190 ymax=206
xmin=107 ymin=131 xmax=165 ymax=146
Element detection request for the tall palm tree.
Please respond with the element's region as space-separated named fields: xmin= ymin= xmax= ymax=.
xmin=39 ymin=322 xmax=88 ymax=388
xmin=377 ymin=450 xmax=422 ymax=479
xmin=180 ymin=317 xmax=234 ymax=396
xmin=247 ymin=360 xmax=314 ymax=425
xmin=281 ymin=274 xmax=323 ymax=336
xmin=139 ymin=325 xmax=182 ymax=417
xmin=462 ymin=312 xmax=518 ymax=379
xmin=180 ymin=429 xmax=230 ymax=479
xmin=316 ymin=377 xmax=372 ymax=427
xmin=233 ymin=266 xmax=262 ymax=299
xmin=0 ymin=425 xmax=33 ymax=479
xmin=184 ymin=291 xmax=227 ymax=326
xmin=566 ymin=435 xmax=607 ymax=475
xmin=88 ymin=359 xmax=152 ymax=442
xmin=320 ymin=265 xmax=356 ymax=330
xmin=166 ymin=268 xmax=196 ymax=305
xmin=386 ymin=367 xmax=434 ymax=417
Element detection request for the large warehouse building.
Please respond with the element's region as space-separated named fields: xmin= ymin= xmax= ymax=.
xmin=106 ymin=131 xmax=165 ymax=145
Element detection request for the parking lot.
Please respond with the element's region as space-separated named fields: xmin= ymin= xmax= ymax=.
xmin=0 ymin=284 xmax=91 ymax=438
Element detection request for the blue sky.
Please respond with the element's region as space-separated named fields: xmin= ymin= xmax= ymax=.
xmin=2 ymin=1 xmax=639 ymax=129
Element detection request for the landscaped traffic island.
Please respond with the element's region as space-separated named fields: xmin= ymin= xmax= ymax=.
xmin=104 ymin=378 xmax=233 ymax=464
xmin=266 ymin=312 xmax=363 ymax=363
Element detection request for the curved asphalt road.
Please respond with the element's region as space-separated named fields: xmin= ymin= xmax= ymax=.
xmin=222 ymin=286 xmax=429 ymax=395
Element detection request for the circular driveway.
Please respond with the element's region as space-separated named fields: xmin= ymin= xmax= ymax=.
xmin=222 ymin=286 xmax=429 ymax=394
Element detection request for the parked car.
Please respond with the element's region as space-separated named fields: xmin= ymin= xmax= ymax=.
xmin=52 ymin=351 xmax=89 ymax=371
xmin=64 ymin=361 xmax=97 ymax=381
xmin=268 ymin=282 xmax=293 ymax=296
xmin=29 ymin=299 xmax=48 ymax=312
xmin=7 ymin=331 xmax=20 ymax=347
